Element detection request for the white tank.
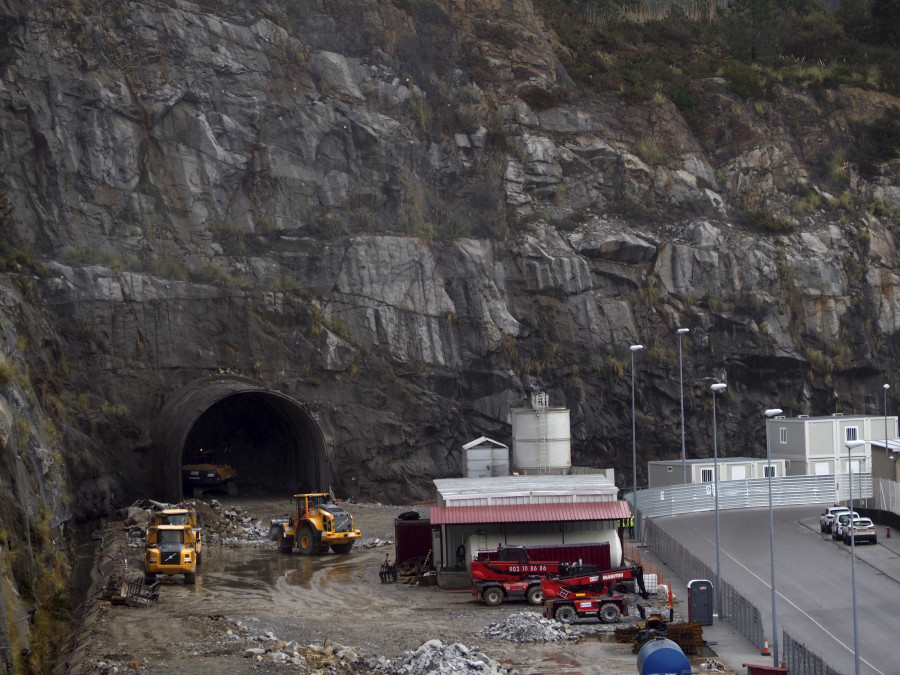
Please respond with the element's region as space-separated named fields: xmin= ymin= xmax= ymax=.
xmin=510 ymin=392 xmax=571 ymax=474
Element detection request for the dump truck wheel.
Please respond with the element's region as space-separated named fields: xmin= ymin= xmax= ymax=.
xmin=332 ymin=542 xmax=354 ymax=554
xmin=599 ymin=603 xmax=621 ymax=623
xmin=196 ymin=551 xmax=202 ymax=565
xmin=481 ymin=587 xmax=504 ymax=607
xmin=227 ymin=481 xmax=238 ymax=496
xmin=525 ymin=584 xmax=543 ymax=606
xmin=298 ymin=526 xmax=315 ymax=555
xmin=144 ymin=573 xmax=155 ymax=585
xmin=554 ymin=604 xmax=577 ymax=624
xmin=184 ymin=572 xmax=196 ymax=585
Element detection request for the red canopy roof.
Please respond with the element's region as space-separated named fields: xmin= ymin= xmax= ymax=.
xmin=430 ymin=501 xmax=631 ymax=525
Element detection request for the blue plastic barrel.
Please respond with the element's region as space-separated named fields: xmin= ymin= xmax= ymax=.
xmin=636 ymin=637 xmax=691 ymax=675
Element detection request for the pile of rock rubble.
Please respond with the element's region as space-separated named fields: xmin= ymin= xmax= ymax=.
xmin=240 ymin=624 xmax=362 ymax=670
xmin=373 ymin=639 xmax=510 ymax=675
xmin=477 ymin=611 xmax=580 ymax=643
xmin=119 ymin=499 xmax=393 ymax=550
xmin=238 ymin=619 xmax=510 ymax=674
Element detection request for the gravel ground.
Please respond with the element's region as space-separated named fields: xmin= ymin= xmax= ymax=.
xmin=60 ymin=496 xmax=713 ymax=675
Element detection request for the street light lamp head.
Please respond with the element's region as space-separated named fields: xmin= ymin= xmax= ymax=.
xmin=764 ymin=408 xmax=783 ymax=418
xmin=710 ymin=383 xmax=727 ymax=393
xmin=846 ymin=440 xmax=866 ymax=450
xmin=677 ymin=328 xmax=689 ymax=334
xmin=630 ymin=344 xmax=644 ymax=352
xmin=885 ymin=383 xmax=891 ymax=391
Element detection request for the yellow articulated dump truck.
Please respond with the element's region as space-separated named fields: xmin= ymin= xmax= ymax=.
xmin=151 ymin=508 xmax=202 ymax=564
xmin=144 ymin=524 xmax=198 ymax=584
xmin=269 ymin=493 xmax=361 ymax=555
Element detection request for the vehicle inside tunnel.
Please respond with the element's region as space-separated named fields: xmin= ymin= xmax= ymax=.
xmin=177 ymin=390 xmax=326 ymax=499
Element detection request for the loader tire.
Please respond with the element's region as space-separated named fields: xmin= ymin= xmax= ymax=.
xmin=525 ymin=584 xmax=543 ymax=606
xmin=144 ymin=573 xmax=156 ymax=585
xmin=554 ymin=604 xmax=577 ymax=624
xmin=599 ymin=602 xmax=621 ymax=623
xmin=298 ymin=526 xmax=315 ymax=555
xmin=332 ymin=542 xmax=354 ymax=554
xmin=185 ymin=572 xmax=196 ymax=585
xmin=481 ymin=587 xmax=504 ymax=607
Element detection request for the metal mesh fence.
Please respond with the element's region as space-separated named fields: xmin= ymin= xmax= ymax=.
xmin=782 ymin=632 xmax=844 ymax=675
xmin=644 ymin=519 xmax=763 ymax=649
xmin=644 ymin=519 xmax=847 ymax=674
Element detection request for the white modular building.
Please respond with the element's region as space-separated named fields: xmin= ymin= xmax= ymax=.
xmin=765 ymin=413 xmax=898 ymax=478
xmin=648 ymin=457 xmax=787 ymax=488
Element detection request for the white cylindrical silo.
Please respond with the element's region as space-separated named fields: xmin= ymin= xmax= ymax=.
xmin=510 ymin=392 xmax=571 ymax=474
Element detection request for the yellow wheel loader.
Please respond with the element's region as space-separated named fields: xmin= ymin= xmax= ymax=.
xmin=269 ymin=493 xmax=361 ymax=555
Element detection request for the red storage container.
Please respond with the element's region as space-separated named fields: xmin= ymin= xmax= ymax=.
xmin=476 ymin=543 xmax=611 ymax=569
xmin=393 ymin=518 xmax=432 ymax=565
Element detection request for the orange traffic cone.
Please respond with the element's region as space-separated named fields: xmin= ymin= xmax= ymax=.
xmin=761 ymin=637 xmax=770 ymax=656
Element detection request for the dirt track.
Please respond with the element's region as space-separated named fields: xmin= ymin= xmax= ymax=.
xmin=60 ymin=497 xmax=680 ymax=674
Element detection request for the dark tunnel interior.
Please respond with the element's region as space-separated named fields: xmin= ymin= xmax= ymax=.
xmin=179 ymin=391 xmax=325 ymax=498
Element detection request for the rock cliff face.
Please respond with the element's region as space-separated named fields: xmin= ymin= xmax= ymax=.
xmin=0 ymin=0 xmax=899 ymax=665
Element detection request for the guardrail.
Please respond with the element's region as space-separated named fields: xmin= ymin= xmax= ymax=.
xmin=626 ymin=473 xmax=873 ymax=525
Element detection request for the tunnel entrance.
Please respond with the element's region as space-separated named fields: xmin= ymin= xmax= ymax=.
xmin=155 ymin=377 xmax=328 ymax=501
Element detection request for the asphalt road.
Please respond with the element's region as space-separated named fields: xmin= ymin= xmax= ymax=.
xmin=654 ymin=505 xmax=900 ymax=675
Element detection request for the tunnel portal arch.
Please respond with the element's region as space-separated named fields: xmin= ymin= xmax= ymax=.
xmin=154 ymin=377 xmax=328 ymax=501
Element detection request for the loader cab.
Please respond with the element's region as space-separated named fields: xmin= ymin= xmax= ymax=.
xmin=294 ymin=493 xmax=330 ymax=517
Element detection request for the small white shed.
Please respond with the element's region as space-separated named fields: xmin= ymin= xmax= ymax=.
xmin=462 ymin=436 xmax=510 ymax=478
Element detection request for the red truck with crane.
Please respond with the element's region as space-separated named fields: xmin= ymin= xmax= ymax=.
xmin=470 ymin=545 xmax=647 ymax=607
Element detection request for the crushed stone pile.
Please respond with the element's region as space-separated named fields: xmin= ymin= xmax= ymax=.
xmin=477 ymin=611 xmax=579 ymax=643
xmin=375 ymin=639 xmax=510 ymax=674
xmin=238 ymin=620 xmax=361 ymax=670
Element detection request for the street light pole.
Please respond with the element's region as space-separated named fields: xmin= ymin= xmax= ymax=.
xmin=678 ymin=328 xmax=689 ymax=484
xmin=711 ymin=382 xmax=727 ymax=619
xmin=764 ymin=408 xmax=783 ymax=668
xmin=846 ymin=439 xmax=865 ymax=675
xmin=630 ymin=344 xmax=644 ymax=539
xmin=884 ymin=383 xmax=891 ymax=514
